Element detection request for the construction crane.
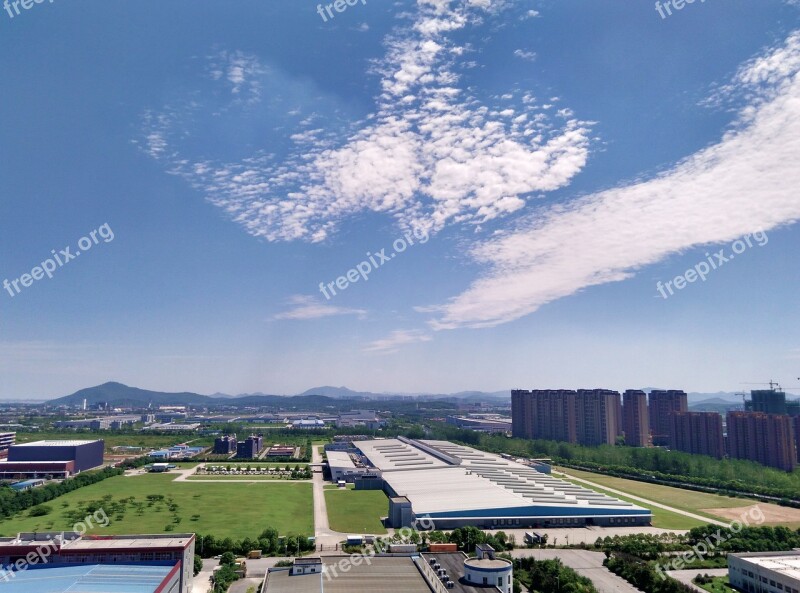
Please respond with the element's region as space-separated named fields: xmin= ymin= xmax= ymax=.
xmin=741 ymin=380 xmax=784 ymax=391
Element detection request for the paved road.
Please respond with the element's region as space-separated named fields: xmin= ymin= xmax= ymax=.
xmin=511 ymin=549 xmax=644 ymax=593
xmin=312 ymin=445 xmax=350 ymax=549
xmin=554 ymin=469 xmax=728 ymax=528
xmin=667 ymin=568 xmax=728 ymax=592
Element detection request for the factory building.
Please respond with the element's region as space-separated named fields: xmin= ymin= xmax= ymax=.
xmin=352 ymin=437 xmax=651 ymax=529
xmin=326 ymin=450 xmax=374 ymax=482
xmin=264 ymin=545 xmax=511 ymax=593
xmin=0 ymin=440 xmax=104 ymax=479
xmin=0 ymin=532 xmax=195 ymax=593
xmin=0 ymin=432 xmax=16 ymax=456
xmin=728 ymin=551 xmax=800 ymax=593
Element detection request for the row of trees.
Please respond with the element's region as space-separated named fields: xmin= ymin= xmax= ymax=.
xmin=514 ymin=557 xmax=598 ymax=593
xmin=0 ymin=467 xmax=122 ymax=519
xmin=441 ymin=430 xmax=800 ymax=503
xmin=194 ymin=528 xmax=315 ymax=558
xmin=687 ymin=525 xmax=800 ymax=554
xmin=604 ymin=553 xmax=695 ymax=593
xmin=425 ymin=526 xmax=515 ymax=552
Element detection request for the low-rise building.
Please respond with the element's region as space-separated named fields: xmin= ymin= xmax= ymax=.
xmin=0 ymin=532 xmax=195 ymax=593
xmin=729 ymin=551 xmax=800 ymax=593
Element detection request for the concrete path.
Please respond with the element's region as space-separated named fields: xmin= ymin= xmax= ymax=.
xmin=511 ymin=549 xmax=644 ymax=593
xmin=554 ymin=469 xmax=728 ymax=528
xmin=192 ymin=558 xmax=216 ymax=593
xmin=312 ymin=445 xmax=350 ymax=549
xmin=667 ymin=568 xmax=728 ymax=592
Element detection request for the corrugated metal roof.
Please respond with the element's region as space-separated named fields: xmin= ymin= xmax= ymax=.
xmin=0 ymin=563 xmax=175 ymax=593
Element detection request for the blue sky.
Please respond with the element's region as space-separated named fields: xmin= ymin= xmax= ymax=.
xmin=1 ymin=0 xmax=799 ymax=399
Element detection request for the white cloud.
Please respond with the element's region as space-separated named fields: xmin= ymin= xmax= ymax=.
xmin=140 ymin=0 xmax=591 ymax=242
xmin=513 ymin=49 xmax=537 ymax=61
xmin=363 ymin=329 xmax=432 ymax=353
xmin=420 ymin=31 xmax=800 ymax=330
xmin=274 ymin=295 xmax=366 ymax=321
xmin=207 ymin=50 xmax=266 ymax=103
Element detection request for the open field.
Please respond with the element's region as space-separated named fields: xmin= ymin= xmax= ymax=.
xmin=15 ymin=431 xmax=213 ymax=453
xmin=561 ymin=467 xmax=800 ymax=528
xmin=705 ymin=503 xmax=800 ymax=529
xmin=0 ymin=474 xmax=313 ymax=538
xmin=556 ymin=472 xmax=711 ymax=529
xmin=324 ymin=488 xmax=388 ymax=535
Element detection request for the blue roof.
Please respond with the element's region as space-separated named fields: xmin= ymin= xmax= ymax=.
xmin=0 ymin=563 xmax=175 ymax=592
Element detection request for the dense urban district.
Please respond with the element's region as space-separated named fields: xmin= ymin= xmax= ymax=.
xmin=1 ymin=382 xmax=799 ymax=593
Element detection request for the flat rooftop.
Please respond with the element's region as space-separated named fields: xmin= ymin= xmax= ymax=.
xmin=12 ymin=440 xmax=99 ymax=447
xmin=0 ymin=563 xmax=175 ymax=593
xmin=355 ymin=439 xmax=449 ymax=472
xmin=734 ymin=552 xmax=800 ymax=581
xmin=0 ymin=533 xmax=193 ymax=550
xmin=265 ymin=557 xmax=432 ymax=593
xmin=420 ymin=552 xmax=487 ymax=593
xmin=356 ymin=439 xmax=650 ymax=519
xmin=326 ymin=451 xmax=356 ymax=469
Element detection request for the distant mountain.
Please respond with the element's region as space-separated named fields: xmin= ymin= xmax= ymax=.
xmin=47 ymin=382 xmax=511 ymax=408
xmin=298 ymin=386 xmax=377 ymax=399
xmin=690 ymin=397 xmax=744 ymax=413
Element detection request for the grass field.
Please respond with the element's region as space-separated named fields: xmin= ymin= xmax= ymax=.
xmin=558 ymin=468 xmax=752 ymax=524
xmin=16 ymin=431 xmax=214 ymax=453
xmin=0 ymin=474 xmax=313 ymax=538
xmin=324 ymin=488 xmax=388 ymax=535
xmin=556 ymin=472 xmax=711 ymax=529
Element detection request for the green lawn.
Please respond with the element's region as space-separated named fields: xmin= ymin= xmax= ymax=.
xmin=559 ymin=468 xmax=751 ymax=522
xmin=0 ymin=474 xmax=313 ymax=538
xmin=324 ymin=488 xmax=388 ymax=535
xmin=15 ymin=432 xmax=214 ymax=453
xmin=557 ymin=473 xmax=707 ymax=529
xmin=694 ymin=576 xmax=735 ymax=592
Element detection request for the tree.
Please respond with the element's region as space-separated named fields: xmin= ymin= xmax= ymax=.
xmin=220 ymin=552 xmax=236 ymax=566
xmin=193 ymin=555 xmax=203 ymax=576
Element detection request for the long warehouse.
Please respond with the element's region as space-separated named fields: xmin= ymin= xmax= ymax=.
xmin=352 ymin=438 xmax=652 ymax=529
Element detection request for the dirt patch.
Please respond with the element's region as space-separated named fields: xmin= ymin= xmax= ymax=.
xmin=702 ymin=503 xmax=800 ymax=526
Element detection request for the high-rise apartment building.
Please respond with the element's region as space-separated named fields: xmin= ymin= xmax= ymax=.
xmin=795 ymin=416 xmax=800 ymax=463
xmin=746 ymin=389 xmax=787 ymax=415
xmin=622 ymin=390 xmax=649 ymax=447
xmin=668 ymin=411 xmax=724 ymax=459
xmin=727 ymin=412 xmax=797 ymax=472
xmin=511 ymin=389 xmax=577 ymax=443
xmin=511 ymin=390 xmax=534 ymax=439
xmin=649 ymin=390 xmax=688 ymax=446
xmin=575 ymin=389 xmax=619 ymax=446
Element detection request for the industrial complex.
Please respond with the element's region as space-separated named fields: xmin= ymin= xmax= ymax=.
xmin=0 ymin=532 xmax=195 ymax=593
xmin=328 ymin=437 xmax=652 ymax=529
xmin=728 ymin=551 xmax=800 ymax=593
xmin=0 ymin=439 xmax=104 ymax=479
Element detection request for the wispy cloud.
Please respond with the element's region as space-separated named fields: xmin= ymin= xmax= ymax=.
xmin=513 ymin=49 xmax=537 ymax=61
xmin=139 ymin=0 xmax=591 ymax=242
xmin=274 ymin=295 xmax=366 ymax=321
xmin=419 ymin=31 xmax=800 ymax=330
xmin=363 ymin=329 xmax=432 ymax=353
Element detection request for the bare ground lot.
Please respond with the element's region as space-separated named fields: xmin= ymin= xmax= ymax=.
xmin=702 ymin=503 xmax=800 ymax=528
